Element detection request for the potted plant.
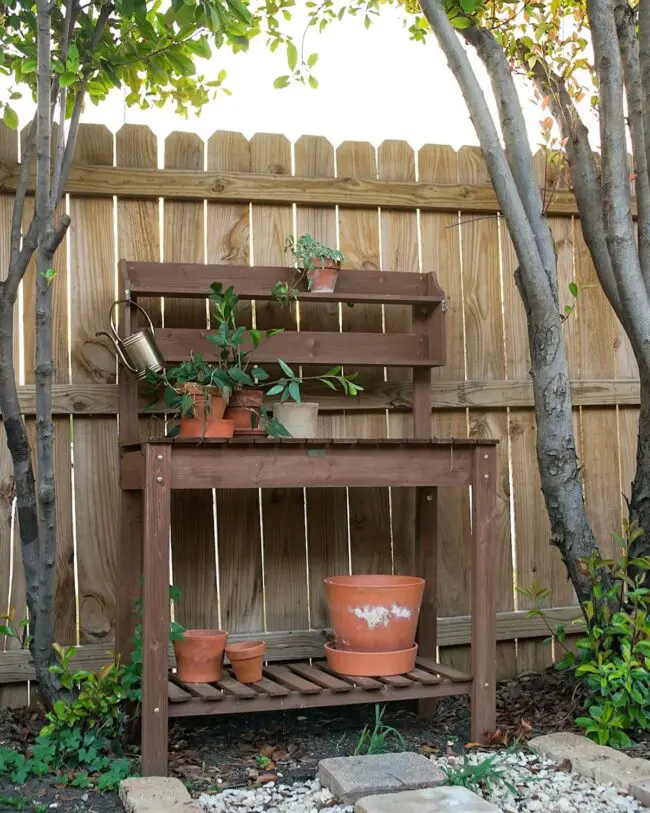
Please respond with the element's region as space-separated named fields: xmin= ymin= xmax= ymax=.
xmin=273 ymin=234 xmax=345 ymax=306
xmin=145 ymin=352 xmax=235 ymax=439
xmin=207 ymin=282 xmax=362 ymax=437
xmin=323 ymin=575 xmax=425 ymax=677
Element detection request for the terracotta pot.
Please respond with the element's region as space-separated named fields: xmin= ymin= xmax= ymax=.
xmin=307 ymin=260 xmax=340 ymax=293
xmin=181 ymin=384 xmax=228 ymax=421
xmin=273 ymin=402 xmax=319 ymax=438
xmin=173 ymin=629 xmax=228 ymax=683
xmin=324 ymin=574 xmax=425 ymax=652
xmin=226 ymin=640 xmax=266 ymax=684
xmin=177 ymin=417 xmax=235 ymax=439
xmin=225 ymin=390 xmax=264 ymax=431
xmin=324 ymin=641 xmax=418 ymax=677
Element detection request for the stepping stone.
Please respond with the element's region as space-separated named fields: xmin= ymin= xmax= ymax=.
xmin=319 ymin=752 xmax=443 ymax=803
xmin=355 ymin=786 xmax=499 ymax=812
xmin=120 ymin=776 xmax=203 ymax=813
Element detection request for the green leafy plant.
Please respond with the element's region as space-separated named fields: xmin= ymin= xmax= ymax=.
xmin=273 ymin=234 xmax=345 ymax=306
xmin=441 ymin=754 xmax=518 ymax=796
xmin=353 ymin=705 xmax=405 ymax=755
xmin=520 ymin=521 xmax=650 ymax=747
xmin=0 ymin=609 xmax=31 ymax=649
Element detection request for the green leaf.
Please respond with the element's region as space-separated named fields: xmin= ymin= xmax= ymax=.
xmin=459 ymin=0 xmax=476 ymax=13
xmin=308 ymin=75 xmax=319 ymax=89
xmin=3 ymin=105 xmax=18 ymax=130
xmin=288 ymin=381 xmax=301 ymax=403
xmin=278 ymin=358 xmax=295 ymax=378
xmin=274 ymin=75 xmax=290 ymax=89
xmin=287 ymin=41 xmax=298 ymax=71
xmin=307 ymin=53 xmax=318 ymax=68
xmin=265 ymin=384 xmax=285 ymax=397
xmin=569 ymin=281 xmax=579 ymax=297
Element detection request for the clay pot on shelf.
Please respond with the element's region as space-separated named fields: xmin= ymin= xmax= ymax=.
xmin=226 ymin=640 xmax=266 ymax=684
xmin=173 ymin=630 xmax=228 ymax=683
xmin=324 ymin=574 xmax=425 ymax=653
xmin=177 ymin=417 xmax=235 ymax=439
xmin=324 ymin=641 xmax=418 ymax=677
xmin=225 ymin=389 xmax=264 ymax=433
xmin=273 ymin=402 xmax=319 ymax=438
xmin=307 ymin=259 xmax=340 ymax=293
xmin=182 ymin=383 xmax=228 ymax=421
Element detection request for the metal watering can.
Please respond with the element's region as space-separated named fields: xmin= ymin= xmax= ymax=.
xmin=97 ymin=300 xmax=165 ymax=381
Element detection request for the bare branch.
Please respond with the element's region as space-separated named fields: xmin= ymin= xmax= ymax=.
xmin=613 ymin=0 xmax=650 ymax=291
xmin=588 ymin=0 xmax=650 ymax=372
xmin=8 ymin=117 xmax=37 ymax=280
xmin=461 ymin=23 xmax=558 ymax=304
xmin=639 ymin=0 xmax=650 ymax=184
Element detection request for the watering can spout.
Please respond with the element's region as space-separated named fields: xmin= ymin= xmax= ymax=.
xmin=97 ymin=300 xmax=165 ymax=381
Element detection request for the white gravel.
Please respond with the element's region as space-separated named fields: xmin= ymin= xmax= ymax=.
xmin=197 ymin=750 xmax=650 ymax=813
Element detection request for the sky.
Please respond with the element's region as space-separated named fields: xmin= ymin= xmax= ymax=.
xmin=5 ymin=5 xmax=549 ymax=153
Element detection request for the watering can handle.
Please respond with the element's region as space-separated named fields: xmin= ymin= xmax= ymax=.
xmin=108 ymin=299 xmax=156 ymax=342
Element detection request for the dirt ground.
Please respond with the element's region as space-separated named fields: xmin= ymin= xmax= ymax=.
xmin=1 ymin=667 xmax=649 ymax=812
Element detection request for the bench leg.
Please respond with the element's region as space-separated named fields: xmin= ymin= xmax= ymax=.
xmin=141 ymin=444 xmax=171 ymax=776
xmin=470 ymin=447 xmax=497 ymax=743
xmin=416 ymin=485 xmax=438 ymax=718
xmin=116 ymin=489 xmax=142 ymax=661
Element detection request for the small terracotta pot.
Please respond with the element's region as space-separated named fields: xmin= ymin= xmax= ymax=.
xmin=173 ymin=629 xmax=228 ymax=683
xmin=177 ymin=417 xmax=235 ymax=438
xmin=226 ymin=640 xmax=266 ymax=684
xmin=225 ymin=390 xmax=264 ymax=431
xmin=324 ymin=574 xmax=425 ymax=652
xmin=307 ymin=260 xmax=340 ymax=293
xmin=181 ymin=384 xmax=228 ymax=421
xmin=324 ymin=641 xmax=418 ymax=677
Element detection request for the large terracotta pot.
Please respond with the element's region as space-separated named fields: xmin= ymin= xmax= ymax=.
xmin=225 ymin=389 xmax=264 ymax=432
xmin=226 ymin=640 xmax=266 ymax=684
xmin=324 ymin=574 xmax=425 ymax=652
xmin=173 ymin=630 xmax=228 ymax=683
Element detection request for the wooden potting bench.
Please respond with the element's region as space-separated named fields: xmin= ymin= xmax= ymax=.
xmin=115 ymin=260 xmax=498 ymax=776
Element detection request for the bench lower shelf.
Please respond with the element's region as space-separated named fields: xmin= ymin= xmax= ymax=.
xmin=167 ymin=657 xmax=471 ymax=717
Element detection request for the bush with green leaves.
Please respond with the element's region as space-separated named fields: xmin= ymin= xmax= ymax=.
xmin=441 ymin=754 xmax=518 ymax=797
xmin=273 ymin=234 xmax=345 ymax=306
xmin=353 ymin=705 xmax=405 ymax=755
xmin=520 ymin=521 xmax=650 ymax=748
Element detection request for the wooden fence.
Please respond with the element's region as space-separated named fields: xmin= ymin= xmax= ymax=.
xmin=0 ymin=123 xmax=637 ymax=706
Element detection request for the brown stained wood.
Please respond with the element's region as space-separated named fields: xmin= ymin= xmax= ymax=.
xmin=142 ymin=444 xmax=172 ymax=776
xmin=166 ymin=445 xmax=475 ymax=491
xmin=470 ymin=447 xmax=497 ymax=742
xmin=123 ymin=262 xmax=440 ymax=303
xmin=287 ymin=663 xmax=351 ymax=692
xmin=379 ymin=141 xmax=419 ymax=578
xmin=295 ymin=135 xmax=350 ymax=624
xmin=459 ymin=147 xmax=515 ymax=680
xmin=263 ymin=664 xmax=321 ymax=694
xmin=575 ymin=223 xmax=620 ymax=559
xmin=179 ymin=681 xmax=222 ymax=700
xmin=162 ymin=132 xmax=218 ymax=632
xmin=0 ymin=159 xmax=599 ymax=216
xmin=251 ymin=676 xmax=290 ymax=697
xmin=69 ymin=126 xmax=119 ymax=646
xmin=415 ymin=486 xmax=437 ymax=717
xmin=406 ymin=668 xmax=441 ymax=685
xmin=155 ymin=328 xmax=437 ymax=367
xmin=416 ymin=657 xmax=471 ymax=682
xmin=0 ymin=606 xmax=585 ymax=684
xmin=337 ymin=141 xmax=391 ymax=576
xmin=206 ymin=132 xmax=261 ymax=639
xmin=168 ymin=681 xmax=193 ymax=703
xmin=376 ymin=674 xmax=415 ymax=688
xmin=216 ymin=674 xmax=258 ymax=698
xmin=322 ymin=670 xmax=383 ymax=690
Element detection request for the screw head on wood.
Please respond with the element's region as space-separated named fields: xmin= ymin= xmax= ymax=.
xmin=484 ymin=454 xmax=489 ymax=460
xmin=154 ymin=707 xmax=160 ymax=714
xmin=157 ymin=454 xmax=163 ymax=460
xmin=156 ymin=475 xmax=163 ymax=483
xmin=483 ymin=682 xmax=489 ymax=688
xmin=484 ymin=473 xmax=489 ymax=479
xmin=426 ymin=494 xmax=433 ymax=502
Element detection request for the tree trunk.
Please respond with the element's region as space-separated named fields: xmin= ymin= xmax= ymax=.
xmin=628 ymin=370 xmax=650 ymax=557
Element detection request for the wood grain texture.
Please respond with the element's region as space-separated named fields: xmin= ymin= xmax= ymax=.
xmin=69 ymin=125 xmax=119 ymax=644
xmin=459 ymin=147 xmax=515 ymax=679
xmin=294 ymin=135 xmax=349 ymax=627
xmin=575 ymin=222 xmax=621 ymax=558
xmin=206 ymin=131 xmax=261 ymax=634
xmin=378 ymin=141 xmax=419 ymax=576
xmin=163 ymin=132 xmax=218 ymax=631
xmin=0 ymin=159 xmax=612 ymax=216
xmin=337 ymin=141 xmax=391 ymax=575
xmin=251 ymin=133 xmax=308 ymax=632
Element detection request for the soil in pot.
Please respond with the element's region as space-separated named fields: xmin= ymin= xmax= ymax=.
xmin=225 ymin=390 xmax=264 ymax=431
xmin=324 ymin=574 xmax=425 ymax=652
xmin=307 ymin=259 xmax=340 ymax=293
xmin=173 ymin=630 xmax=228 ymax=683
xmin=273 ymin=402 xmax=319 ymax=438
xmin=226 ymin=640 xmax=266 ymax=684
xmin=177 ymin=417 xmax=235 ymax=439
xmin=324 ymin=641 xmax=418 ymax=677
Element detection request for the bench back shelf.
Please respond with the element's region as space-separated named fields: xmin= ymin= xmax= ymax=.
xmin=118 ymin=260 xmax=446 ymax=441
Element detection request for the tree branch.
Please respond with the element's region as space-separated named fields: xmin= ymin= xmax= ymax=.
xmin=613 ymin=0 xmax=650 ymax=292
xmin=461 ymin=23 xmax=558 ymax=304
xmin=8 ymin=118 xmax=37 ymax=280
xmin=588 ymin=0 xmax=650 ymax=372
xmin=639 ymin=0 xmax=650 ymax=193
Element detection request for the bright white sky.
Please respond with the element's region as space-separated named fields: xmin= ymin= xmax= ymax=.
xmin=7 ymin=5 xmax=548 ymax=153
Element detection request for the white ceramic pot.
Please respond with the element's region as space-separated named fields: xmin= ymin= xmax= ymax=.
xmin=273 ymin=402 xmax=319 ymax=438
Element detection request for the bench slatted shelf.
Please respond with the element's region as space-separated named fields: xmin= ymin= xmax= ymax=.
xmin=115 ymin=260 xmax=497 ymax=776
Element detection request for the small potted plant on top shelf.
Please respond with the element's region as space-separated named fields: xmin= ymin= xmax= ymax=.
xmin=273 ymin=234 xmax=345 ymax=306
